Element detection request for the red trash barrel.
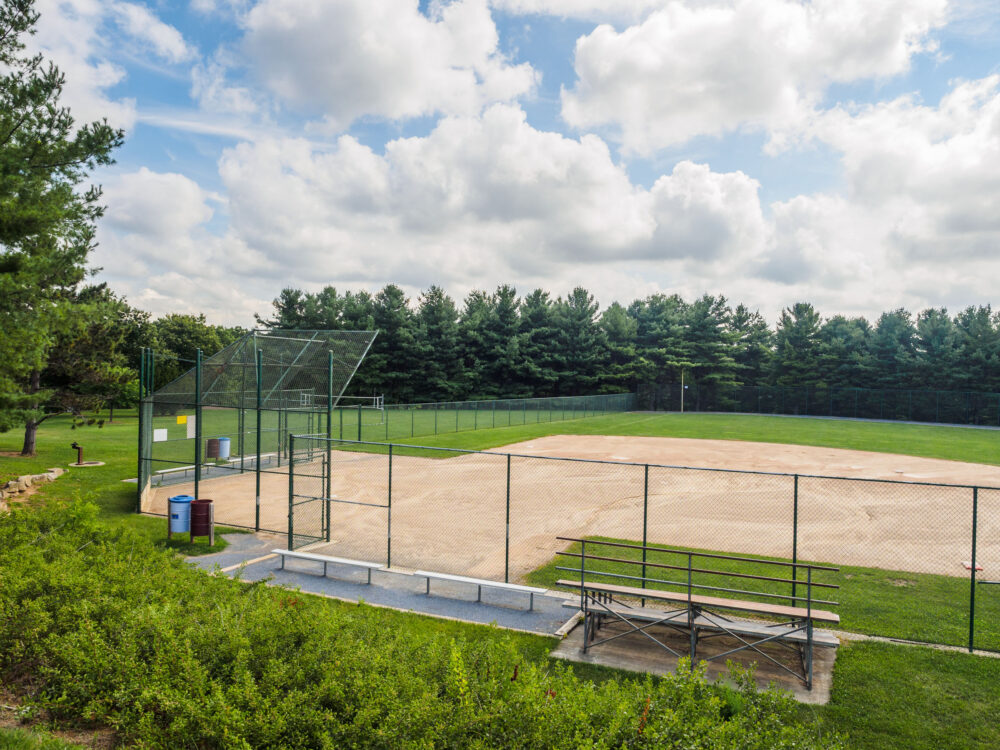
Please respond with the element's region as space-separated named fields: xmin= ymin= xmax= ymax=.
xmin=206 ymin=438 xmax=220 ymax=459
xmin=190 ymin=498 xmax=214 ymax=544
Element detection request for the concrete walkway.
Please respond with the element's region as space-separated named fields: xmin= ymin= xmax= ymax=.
xmin=188 ymin=533 xmax=573 ymax=636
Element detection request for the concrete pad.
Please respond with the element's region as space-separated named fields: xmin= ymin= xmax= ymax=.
xmin=550 ymin=616 xmax=838 ymax=705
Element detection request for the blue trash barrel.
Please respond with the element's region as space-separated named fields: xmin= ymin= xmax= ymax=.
xmin=169 ymin=495 xmax=194 ymax=533
xmin=218 ymin=437 xmax=231 ymax=460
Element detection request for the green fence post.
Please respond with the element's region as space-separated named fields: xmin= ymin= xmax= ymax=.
xmin=387 ymin=443 xmax=393 ymax=567
xmin=410 ymin=408 xmax=414 ymax=437
xmin=970 ymin=487 xmax=978 ymax=652
xmin=256 ymin=350 xmax=262 ymax=532
xmin=492 ymin=401 xmax=496 ymax=428
xmin=455 ymin=404 xmax=459 ymax=432
xmin=505 ymin=453 xmax=511 ymax=583
xmin=357 ymin=404 xmax=362 ymax=441
xmin=792 ymin=474 xmax=799 ymax=603
xmin=642 ymin=464 xmax=649 ymax=607
xmin=136 ymin=348 xmax=145 ymax=513
xmin=340 ymin=407 xmax=344 ymax=440
xmin=287 ymin=434 xmax=295 ymax=549
xmin=194 ymin=349 xmax=202 ymax=500
xmin=327 ymin=352 xmax=333 ymax=506
xmin=522 ymin=400 xmax=526 ymax=425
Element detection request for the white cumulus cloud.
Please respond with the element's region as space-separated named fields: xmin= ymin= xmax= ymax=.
xmin=242 ymin=0 xmax=538 ymax=130
xmin=561 ymin=0 xmax=948 ymax=154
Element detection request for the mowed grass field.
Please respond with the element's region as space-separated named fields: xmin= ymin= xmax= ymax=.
xmin=3 ymin=408 xmax=1000 ymax=748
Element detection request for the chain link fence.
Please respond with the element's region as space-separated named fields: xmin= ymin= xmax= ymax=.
xmin=290 ymin=436 xmax=1000 ymax=653
xmin=639 ymin=382 xmax=1000 ymax=427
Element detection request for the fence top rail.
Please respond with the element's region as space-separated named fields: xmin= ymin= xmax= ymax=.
xmin=387 ymin=392 xmax=632 ymax=410
xmin=554 ymin=550 xmax=839 ymax=589
xmin=289 ymin=435 xmax=1000 ymax=492
xmin=555 ymin=536 xmax=840 ymax=573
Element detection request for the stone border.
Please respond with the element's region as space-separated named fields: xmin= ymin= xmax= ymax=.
xmin=0 ymin=467 xmax=65 ymax=510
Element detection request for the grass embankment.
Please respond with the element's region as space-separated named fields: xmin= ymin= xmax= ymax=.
xmin=526 ymin=537 xmax=1000 ymax=651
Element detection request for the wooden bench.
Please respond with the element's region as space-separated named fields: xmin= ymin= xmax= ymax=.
xmin=558 ymin=598 xmax=839 ymax=648
xmin=272 ymin=549 xmax=385 ymax=584
xmin=554 ymin=537 xmax=840 ymax=689
xmin=415 ymin=570 xmax=547 ymax=611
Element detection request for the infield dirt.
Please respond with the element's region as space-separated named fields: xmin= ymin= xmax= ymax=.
xmin=145 ymin=434 xmax=1000 ymax=578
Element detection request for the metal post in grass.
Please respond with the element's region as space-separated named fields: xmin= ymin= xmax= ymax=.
xmin=410 ymin=408 xmax=414 ymax=437
xmin=255 ymin=349 xmax=262 ymax=532
xmin=969 ymin=487 xmax=978 ymax=652
xmin=456 ymin=404 xmax=459 ymax=432
xmin=287 ymin=434 xmax=295 ymax=550
xmin=194 ymin=349 xmax=202 ymax=500
xmin=136 ymin=348 xmax=145 ymax=513
xmin=505 ymin=453 xmax=511 ymax=583
xmin=356 ymin=404 xmax=362 ymax=441
xmin=642 ymin=464 xmax=649 ymax=607
xmin=434 ymin=407 xmax=438 ymax=434
xmin=792 ymin=474 xmax=799 ymax=603
xmin=474 ymin=401 xmax=478 ymax=430
xmin=387 ymin=443 xmax=393 ymax=567
xmin=340 ymin=407 xmax=344 ymax=440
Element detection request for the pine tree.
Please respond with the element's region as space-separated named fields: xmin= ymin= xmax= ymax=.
xmin=415 ymin=286 xmax=465 ymax=401
xmin=552 ymin=287 xmax=604 ymax=396
xmin=771 ymin=303 xmax=822 ymax=387
xmin=0 ymin=0 xmax=123 ymax=450
xmin=729 ymin=304 xmax=773 ymax=386
xmin=517 ymin=289 xmax=558 ymax=396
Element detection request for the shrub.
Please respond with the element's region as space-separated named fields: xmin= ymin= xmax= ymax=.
xmin=0 ymin=502 xmax=843 ymax=748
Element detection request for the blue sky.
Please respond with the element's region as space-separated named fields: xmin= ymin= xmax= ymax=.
xmin=32 ymin=0 xmax=1000 ymax=325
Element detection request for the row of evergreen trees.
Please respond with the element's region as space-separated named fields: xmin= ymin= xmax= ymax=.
xmin=256 ymin=285 xmax=1000 ymax=404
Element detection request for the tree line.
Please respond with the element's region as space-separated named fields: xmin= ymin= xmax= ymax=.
xmin=254 ymin=285 xmax=1000 ymax=404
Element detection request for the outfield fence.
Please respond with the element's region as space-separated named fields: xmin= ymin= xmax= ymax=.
xmin=288 ymin=436 xmax=1000 ymax=654
xmin=639 ymin=382 xmax=1000 ymax=427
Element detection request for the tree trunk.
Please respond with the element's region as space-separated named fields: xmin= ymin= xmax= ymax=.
xmin=20 ymin=370 xmax=41 ymax=456
xmin=21 ymin=419 xmax=38 ymax=456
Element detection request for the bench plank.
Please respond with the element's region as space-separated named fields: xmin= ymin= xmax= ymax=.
xmin=556 ymin=579 xmax=839 ymax=624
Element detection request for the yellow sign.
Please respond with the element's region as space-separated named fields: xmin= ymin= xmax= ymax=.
xmin=177 ymin=415 xmax=187 ymax=425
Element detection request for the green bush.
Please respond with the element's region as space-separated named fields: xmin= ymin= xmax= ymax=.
xmin=0 ymin=502 xmax=843 ymax=748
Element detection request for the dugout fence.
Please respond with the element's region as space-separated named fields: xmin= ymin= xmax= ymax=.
xmin=288 ymin=436 xmax=1000 ymax=654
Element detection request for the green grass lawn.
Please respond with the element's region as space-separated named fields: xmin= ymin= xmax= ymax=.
xmin=408 ymin=411 xmax=1000 ymax=467
xmin=0 ymin=413 xmax=234 ymax=555
xmin=815 ymin=640 xmax=1000 ymax=750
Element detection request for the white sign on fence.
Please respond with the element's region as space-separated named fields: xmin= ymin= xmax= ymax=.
xmin=153 ymin=429 xmax=168 ymax=443
xmin=186 ymin=416 xmax=197 ymax=440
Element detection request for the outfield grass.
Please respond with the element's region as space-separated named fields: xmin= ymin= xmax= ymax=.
xmin=410 ymin=411 xmax=1000 ymax=467
xmin=525 ymin=537 xmax=1000 ymax=651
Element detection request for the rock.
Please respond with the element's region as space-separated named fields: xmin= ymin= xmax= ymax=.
xmin=16 ymin=478 xmax=28 ymax=492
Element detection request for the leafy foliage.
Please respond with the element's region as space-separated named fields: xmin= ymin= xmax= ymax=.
xmin=0 ymin=501 xmax=842 ymax=749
